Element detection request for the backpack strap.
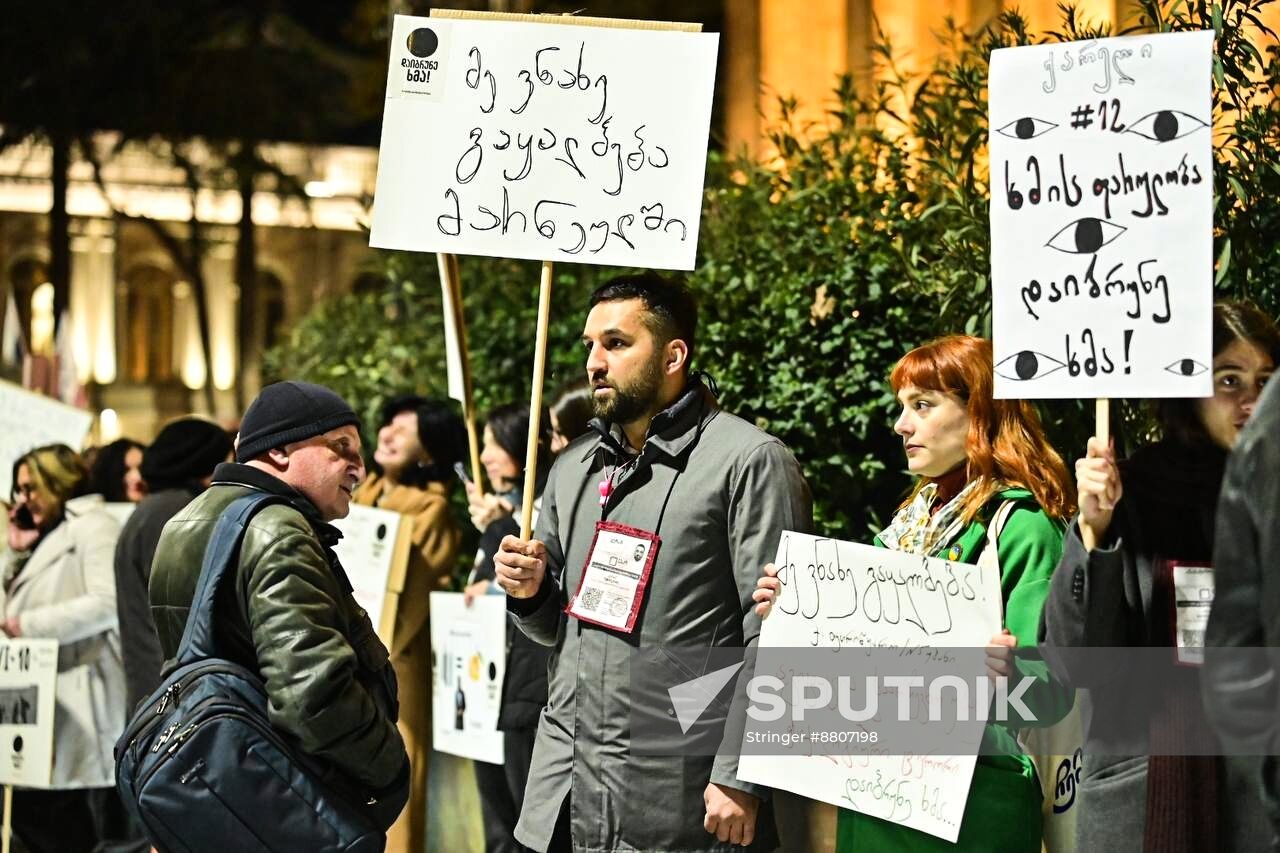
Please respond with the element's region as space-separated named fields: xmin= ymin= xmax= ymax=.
xmin=174 ymin=492 xmax=291 ymax=665
xmin=975 ymin=498 xmax=1020 ymax=578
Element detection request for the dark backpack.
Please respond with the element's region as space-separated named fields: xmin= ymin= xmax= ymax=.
xmin=115 ymin=493 xmax=388 ymax=852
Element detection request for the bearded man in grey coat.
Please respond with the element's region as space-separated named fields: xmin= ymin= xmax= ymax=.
xmin=496 ymin=273 xmax=812 ymax=853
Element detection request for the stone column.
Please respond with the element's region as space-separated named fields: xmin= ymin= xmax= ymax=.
xmin=201 ymin=240 xmax=240 ymax=421
xmin=69 ymin=218 xmax=117 ymax=385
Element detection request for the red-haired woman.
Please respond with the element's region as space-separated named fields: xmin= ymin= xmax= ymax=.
xmin=756 ymin=334 xmax=1075 ymax=852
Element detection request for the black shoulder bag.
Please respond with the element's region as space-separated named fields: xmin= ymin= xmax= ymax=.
xmin=115 ymin=492 xmax=388 ymax=852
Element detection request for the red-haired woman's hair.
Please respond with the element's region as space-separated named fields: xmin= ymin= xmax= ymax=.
xmin=890 ymin=335 xmax=1076 ymax=523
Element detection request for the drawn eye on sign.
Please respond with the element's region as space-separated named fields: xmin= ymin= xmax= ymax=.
xmin=1124 ymin=110 xmax=1209 ymax=142
xmin=1045 ymin=217 xmax=1126 ymax=254
xmin=1163 ymin=358 xmax=1209 ymax=377
xmin=994 ymin=350 xmax=1068 ymax=383
xmin=994 ymin=117 xmax=1058 ymax=140
xmin=990 ymin=31 xmax=1212 ymax=400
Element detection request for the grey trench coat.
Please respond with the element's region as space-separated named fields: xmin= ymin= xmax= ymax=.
xmin=510 ymin=381 xmax=812 ymax=853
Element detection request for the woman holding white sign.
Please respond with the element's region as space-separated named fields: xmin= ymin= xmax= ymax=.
xmin=4 ymin=444 xmax=129 ymax=851
xmin=756 ymin=335 xmax=1075 ymax=852
xmin=1040 ymin=301 xmax=1279 ymax=853
xmin=465 ymin=402 xmax=559 ymax=853
xmin=352 ymin=395 xmax=466 ymax=853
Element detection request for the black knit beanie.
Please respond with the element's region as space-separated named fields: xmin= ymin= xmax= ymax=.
xmin=142 ymin=418 xmax=234 ymax=490
xmin=235 ymin=381 xmax=360 ymax=463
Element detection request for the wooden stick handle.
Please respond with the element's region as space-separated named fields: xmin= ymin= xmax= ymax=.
xmin=521 ymin=261 xmax=554 ymax=539
xmin=3 ymin=784 xmax=12 ymax=853
xmin=465 ymin=415 xmax=484 ymax=498
xmin=437 ymin=253 xmax=485 ymax=497
xmin=449 ymin=254 xmax=485 ymax=497
xmin=1096 ymin=398 xmax=1110 ymax=445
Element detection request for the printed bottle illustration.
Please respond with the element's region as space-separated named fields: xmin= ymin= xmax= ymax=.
xmin=454 ymin=658 xmax=467 ymax=730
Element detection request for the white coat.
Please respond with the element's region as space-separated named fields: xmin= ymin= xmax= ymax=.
xmin=3 ymin=494 xmax=125 ymax=788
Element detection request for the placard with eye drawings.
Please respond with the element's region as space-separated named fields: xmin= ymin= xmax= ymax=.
xmin=989 ymin=30 xmax=1213 ymax=399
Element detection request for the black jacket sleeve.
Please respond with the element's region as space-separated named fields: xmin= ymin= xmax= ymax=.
xmin=1203 ymin=384 xmax=1280 ymax=758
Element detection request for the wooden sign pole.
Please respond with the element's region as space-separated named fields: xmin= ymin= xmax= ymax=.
xmin=1096 ymin=398 xmax=1109 ymax=445
xmin=521 ymin=261 xmax=554 ymax=539
xmin=3 ymin=783 xmax=12 ymax=853
xmin=436 ymin=252 xmax=485 ymax=496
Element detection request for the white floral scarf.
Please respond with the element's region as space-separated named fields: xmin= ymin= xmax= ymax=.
xmin=878 ymin=479 xmax=980 ymax=558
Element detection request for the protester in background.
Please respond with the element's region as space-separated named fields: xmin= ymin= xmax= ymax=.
xmin=467 ymin=405 xmax=535 ymax=533
xmin=352 ymin=395 xmax=465 ymax=853
xmin=1204 ymin=367 xmax=1280 ymax=843
xmin=1040 ymin=301 xmax=1279 ymax=852
xmin=114 ymin=417 xmax=233 ymax=714
xmin=90 ymin=437 xmax=147 ymax=503
xmin=464 ymin=401 xmax=553 ymax=853
xmin=5 ymin=444 xmax=129 ymax=852
xmin=757 ymin=334 xmax=1075 ymax=852
xmin=469 ymin=384 xmax=593 ymax=532
xmin=495 ymin=273 xmax=812 ymax=851
xmin=149 ymin=381 xmax=409 ymax=837
xmin=548 ymin=379 xmax=593 ymax=453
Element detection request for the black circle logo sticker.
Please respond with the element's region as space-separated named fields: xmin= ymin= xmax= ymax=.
xmin=12 ymin=736 xmax=23 ymax=753
xmin=407 ymin=28 xmax=439 ymax=59
xmin=376 ymin=524 xmax=387 ymax=541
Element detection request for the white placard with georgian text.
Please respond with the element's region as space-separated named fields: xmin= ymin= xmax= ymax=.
xmin=737 ymin=533 xmax=1002 ymax=843
xmin=371 ymin=14 xmax=719 ymax=270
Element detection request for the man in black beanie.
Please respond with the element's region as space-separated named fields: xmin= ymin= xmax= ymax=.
xmin=148 ymin=381 xmax=410 ymax=837
xmin=114 ymin=417 xmax=233 ymax=713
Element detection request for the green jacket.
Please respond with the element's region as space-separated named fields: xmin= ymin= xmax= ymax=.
xmin=839 ymin=487 xmax=1070 ymax=853
xmin=148 ymin=463 xmax=408 ymax=809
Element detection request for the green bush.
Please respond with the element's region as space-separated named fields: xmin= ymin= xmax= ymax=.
xmin=266 ymin=0 xmax=1280 ymax=543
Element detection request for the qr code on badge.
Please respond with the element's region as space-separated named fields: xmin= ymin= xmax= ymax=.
xmin=579 ymin=588 xmax=604 ymax=610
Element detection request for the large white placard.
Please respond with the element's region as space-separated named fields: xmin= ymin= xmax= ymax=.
xmin=331 ymin=504 xmax=408 ymax=639
xmin=0 ymin=639 xmax=58 ymax=787
xmin=0 ymin=380 xmax=93 ymax=498
xmin=990 ymin=31 xmax=1213 ymax=399
xmin=370 ymin=14 xmax=719 ymax=270
xmin=429 ymin=592 xmax=506 ymax=764
xmin=737 ymin=532 xmax=1002 ymax=843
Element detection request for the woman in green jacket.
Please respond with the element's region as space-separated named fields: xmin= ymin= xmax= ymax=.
xmin=757 ymin=334 xmax=1075 ymax=852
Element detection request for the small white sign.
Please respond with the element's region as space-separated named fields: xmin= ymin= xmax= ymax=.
xmin=1173 ymin=563 xmax=1213 ymax=666
xmin=0 ymin=639 xmax=58 ymax=788
xmin=371 ymin=15 xmax=719 ymax=270
xmin=429 ymin=592 xmax=506 ymax=764
xmin=331 ymin=504 xmax=406 ymax=633
xmin=989 ymin=31 xmax=1214 ymax=399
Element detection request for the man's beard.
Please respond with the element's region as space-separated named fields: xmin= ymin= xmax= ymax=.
xmin=591 ymin=357 xmax=664 ymax=425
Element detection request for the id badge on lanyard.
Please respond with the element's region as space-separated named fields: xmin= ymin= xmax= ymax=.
xmin=565 ymin=520 xmax=660 ymax=634
xmin=1164 ymin=560 xmax=1214 ymax=666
